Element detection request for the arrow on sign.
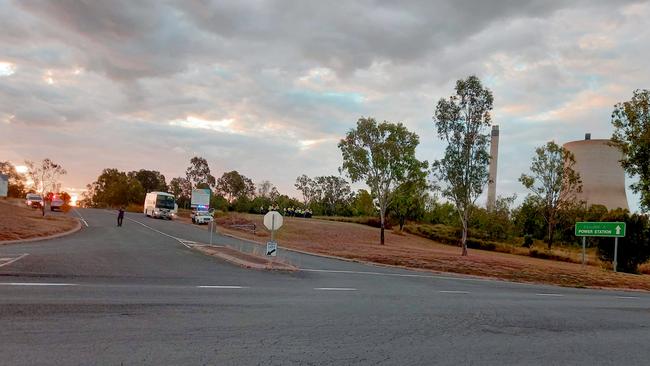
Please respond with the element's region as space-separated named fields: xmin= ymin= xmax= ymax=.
xmin=615 ymin=226 xmax=621 ymax=235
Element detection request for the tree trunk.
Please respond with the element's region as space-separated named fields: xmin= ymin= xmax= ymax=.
xmin=380 ymin=208 xmax=385 ymax=245
xmin=461 ymin=213 xmax=468 ymax=256
xmin=399 ymin=216 xmax=405 ymax=231
xmin=547 ymin=220 xmax=554 ymax=250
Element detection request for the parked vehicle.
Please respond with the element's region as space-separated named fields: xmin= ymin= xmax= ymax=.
xmin=143 ymin=192 xmax=176 ymax=220
xmin=190 ymin=188 xmax=212 ymax=225
xmin=50 ymin=195 xmax=65 ymax=211
xmin=25 ymin=193 xmax=43 ymax=209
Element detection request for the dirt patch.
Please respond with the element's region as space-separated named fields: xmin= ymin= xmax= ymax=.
xmin=215 ymin=213 xmax=650 ymax=291
xmin=193 ymin=244 xmax=297 ymax=271
xmin=0 ymin=199 xmax=79 ymax=242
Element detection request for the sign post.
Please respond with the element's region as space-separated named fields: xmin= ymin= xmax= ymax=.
xmin=263 ymin=211 xmax=283 ymax=257
xmin=0 ymin=173 xmax=8 ymax=198
xmin=575 ymin=222 xmax=626 ymax=272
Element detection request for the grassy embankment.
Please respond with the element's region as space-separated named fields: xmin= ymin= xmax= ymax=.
xmin=0 ymin=198 xmax=78 ymax=242
xmin=212 ymin=212 xmax=650 ymax=290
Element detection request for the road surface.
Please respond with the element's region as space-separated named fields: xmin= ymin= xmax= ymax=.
xmin=1 ymin=208 xmax=649 ymax=365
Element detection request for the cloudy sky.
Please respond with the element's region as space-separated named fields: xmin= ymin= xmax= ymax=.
xmin=1 ymin=0 xmax=648 ymax=210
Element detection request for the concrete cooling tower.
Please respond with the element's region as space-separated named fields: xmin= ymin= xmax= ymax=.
xmin=562 ymin=134 xmax=628 ymax=211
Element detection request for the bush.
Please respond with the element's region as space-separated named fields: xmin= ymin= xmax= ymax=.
xmin=522 ymin=234 xmax=534 ymax=248
xmin=595 ymin=212 xmax=650 ymax=273
xmin=126 ymin=203 xmax=143 ymax=213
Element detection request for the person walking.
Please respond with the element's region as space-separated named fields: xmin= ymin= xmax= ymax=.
xmin=117 ymin=207 xmax=125 ymax=227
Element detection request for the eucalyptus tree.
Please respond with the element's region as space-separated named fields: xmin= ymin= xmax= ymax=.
xmin=339 ymin=117 xmax=427 ymax=245
xmin=432 ymin=75 xmax=493 ymax=256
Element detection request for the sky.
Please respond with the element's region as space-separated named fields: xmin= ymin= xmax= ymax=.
xmin=1 ymin=0 xmax=648 ymax=211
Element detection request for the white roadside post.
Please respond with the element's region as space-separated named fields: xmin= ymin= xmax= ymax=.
xmin=209 ymin=220 xmax=213 ymax=246
xmin=263 ymin=211 xmax=283 ymax=257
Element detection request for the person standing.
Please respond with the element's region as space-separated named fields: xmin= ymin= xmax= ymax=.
xmin=117 ymin=207 xmax=125 ymax=227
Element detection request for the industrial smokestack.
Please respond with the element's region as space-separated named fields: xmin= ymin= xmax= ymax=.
xmin=487 ymin=125 xmax=499 ymax=210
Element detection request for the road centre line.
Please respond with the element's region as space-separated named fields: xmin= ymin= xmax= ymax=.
xmin=197 ymin=285 xmax=247 ymax=289
xmin=125 ymin=217 xmax=192 ymax=248
xmin=0 ymin=282 xmax=77 ymax=286
xmin=0 ymin=253 xmax=29 ymax=268
xmin=535 ymin=293 xmax=565 ymax=297
xmin=616 ymin=296 xmax=639 ymax=299
xmin=439 ymin=290 xmax=469 ymax=294
xmin=72 ymin=209 xmax=89 ymax=227
xmin=314 ymin=287 xmax=357 ymax=291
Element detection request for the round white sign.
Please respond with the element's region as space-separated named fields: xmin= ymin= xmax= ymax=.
xmin=263 ymin=211 xmax=283 ymax=231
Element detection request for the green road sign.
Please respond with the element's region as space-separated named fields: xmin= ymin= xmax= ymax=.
xmin=575 ymin=222 xmax=626 ymax=238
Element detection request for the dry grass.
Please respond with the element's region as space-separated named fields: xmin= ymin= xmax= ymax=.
xmin=215 ymin=212 xmax=650 ymax=291
xmin=0 ymin=199 xmax=78 ymax=242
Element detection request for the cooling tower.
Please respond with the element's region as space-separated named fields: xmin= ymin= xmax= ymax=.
xmin=486 ymin=125 xmax=499 ymax=210
xmin=562 ymin=135 xmax=628 ymax=211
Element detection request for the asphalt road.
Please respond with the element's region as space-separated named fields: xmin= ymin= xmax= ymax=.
xmin=1 ymin=208 xmax=649 ymax=365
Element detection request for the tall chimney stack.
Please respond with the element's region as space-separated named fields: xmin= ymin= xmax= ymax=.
xmin=487 ymin=125 xmax=499 ymax=210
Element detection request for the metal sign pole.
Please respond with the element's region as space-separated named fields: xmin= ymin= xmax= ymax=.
xmin=613 ymin=237 xmax=618 ymax=273
xmin=209 ymin=221 xmax=213 ymax=246
xmin=582 ymin=237 xmax=586 ymax=265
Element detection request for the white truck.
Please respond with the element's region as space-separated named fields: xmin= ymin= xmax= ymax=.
xmin=190 ymin=188 xmax=213 ymax=225
xmin=144 ymin=191 xmax=176 ymax=220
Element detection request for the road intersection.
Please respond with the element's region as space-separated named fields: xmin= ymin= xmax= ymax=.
xmin=1 ymin=208 xmax=649 ymax=365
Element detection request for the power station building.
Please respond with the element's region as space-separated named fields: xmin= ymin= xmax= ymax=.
xmin=562 ymin=134 xmax=628 ymax=211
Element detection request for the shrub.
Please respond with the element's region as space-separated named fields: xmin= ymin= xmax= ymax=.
xmin=595 ymin=212 xmax=650 ymax=273
xmin=522 ymin=234 xmax=534 ymax=248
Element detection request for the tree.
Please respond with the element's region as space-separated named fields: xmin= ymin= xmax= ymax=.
xmin=257 ymin=180 xmax=280 ymax=202
xmin=339 ymin=117 xmax=427 ymax=245
xmin=311 ymin=175 xmax=354 ymax=216
xmin=169 ymin=177 xmax=192 ymax=208
xmin=610 ymin=89 xmax=650 ymax=212
xmin=0 ymin=161 xmax=27 ymax=198
xmin=185 ymin=156 xmax=216 ymax=189
xmin=519 ymin=141 xmax=582 ymax=250
xmin=25 ymin=159 xmax=67 ymax=215
xmin=432 ymin=75 xmax=493 ymax=256
xmin=295 ymin=174 xmax=315 ymax=206
xmin=216 ymin=170 xmax=255 ymax=203
xmin=86 ymin=168 xmax=145 ymax=207
xmin=594 ymin=210 xmax=650 ymax=273
xmin=129 ymin=169 xmax=167 ymax=193
xmin=352 ymin=189 xmax=376 ymax=216
xmin=391 ymin=167 xmax=430 ymax=231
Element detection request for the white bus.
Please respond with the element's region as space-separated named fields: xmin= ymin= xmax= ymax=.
xmin=144 ymin=191 xmax=176 ymax=220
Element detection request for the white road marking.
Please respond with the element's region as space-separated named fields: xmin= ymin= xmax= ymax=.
xmin=0 ymin=253 xmax=29 ymax=268
xmin=535 ymin=293 xmax=564 ymax=297
xmin=72 ymin=209 xmax=88 ymax=227
xmin=0 ymin=282 xmax=77 ymax=286
xmin=125 ymin=217 xmax=191 ymax=248
xmin=616 ymin=296 xmax=639 ymax=299
xmin=301 ymin=268 xmax=507 ymax=284
xmin=439 ymin=290 xmax=469 ymax=294
xmin=314 ymin=287 xmax=357 ymax=291
xmin=197 ymin=285 xmax=247 ymax=289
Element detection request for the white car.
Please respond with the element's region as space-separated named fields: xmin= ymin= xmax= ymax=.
xmin=191 ymin=209 xmax=213 ymax=225
xmin=25 ymin=193 xmax=43 ymax=209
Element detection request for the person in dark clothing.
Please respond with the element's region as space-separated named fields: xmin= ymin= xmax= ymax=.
xmin=117 ymin=207 xmax=125 ymax=227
